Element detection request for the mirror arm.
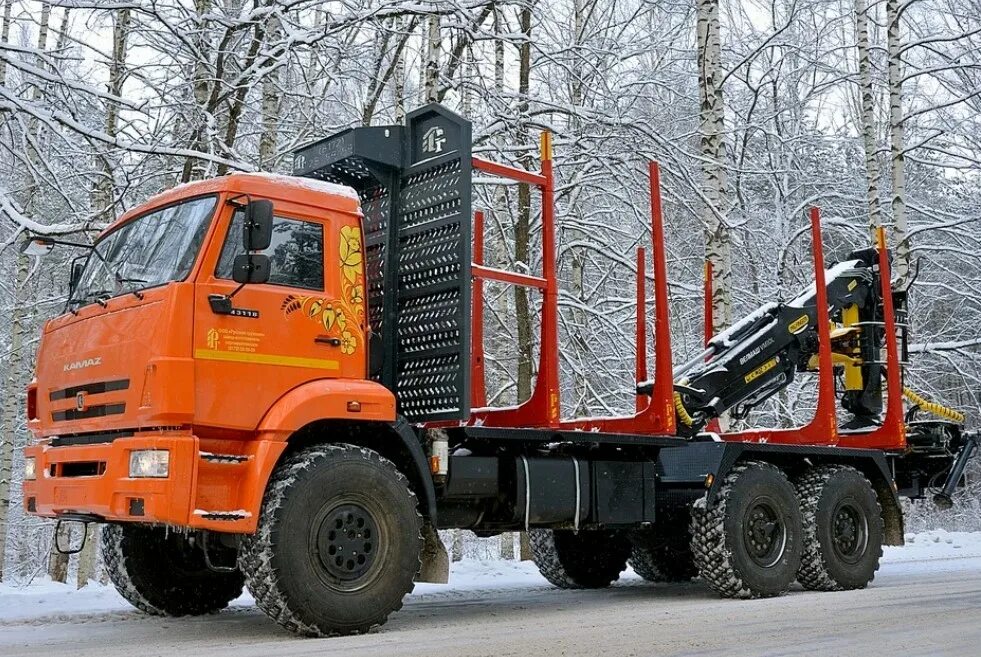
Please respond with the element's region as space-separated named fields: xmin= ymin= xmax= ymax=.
xmin=208 ymin=282 xmax=247 ymax=315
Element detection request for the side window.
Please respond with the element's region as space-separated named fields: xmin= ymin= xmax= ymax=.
xmin=216 ymin=210 xmax=325 ymax=290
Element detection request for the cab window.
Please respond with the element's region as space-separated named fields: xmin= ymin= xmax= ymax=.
xmin=216 ymin=210 xmax=324 ymax=290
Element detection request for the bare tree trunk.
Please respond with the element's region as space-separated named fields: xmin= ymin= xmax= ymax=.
xmin=451 ymin=530 xmax=463 ymax=562
xmin=75 ymin=525 xmax=98 ymax=589
xmin=91 ymin=8 xmax=130 ymax=224
xmin=0 ymin=253 xmax=27 ymax=583
xmin=0 ymin=0 xmax=13 ymax=85
xmin=569 ymin=0 xmax=589 ymax=415
xmin=515 ymin=2 xmax=534 ymax=404
xmin=696 ymin=0 xmax=731 ymax=332
xmin=258 ymin=12 xmax=282 ymax=171
xmin=500 ymin=532 xmax=514 ymax=560
xmin=393 ymin=16 xmax=406 ymax=124
xmin=855 ymin=0 xmax=882 ymax=238
xmin=886 ymin=0 xmax=910 ymax=286
xmin=519 ymin=532 xmax=532 ymax=561
xmin=182 ymin=0 xmax=213 ymax=182
xmin=424 ymin=14 xmax=440 ymax=103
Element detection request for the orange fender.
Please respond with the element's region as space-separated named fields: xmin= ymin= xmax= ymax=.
xmin=256 ymin=378 xmax=396 ymax=439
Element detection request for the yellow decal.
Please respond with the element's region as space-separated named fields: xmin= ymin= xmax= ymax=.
xmin=848 ymin=279 xmax=858 ymax=291
xmin=206 ymin=327 xmax=219 ymax=350
xmin=788 ymin=315 xmax=809 ymax=334
xmin=195 ymin=348 xmax=339 ymax=370
xmin=281 ymin=222 xmax=366 ymax=358
xmin=745 ymin=358 xmax=778 ymax=384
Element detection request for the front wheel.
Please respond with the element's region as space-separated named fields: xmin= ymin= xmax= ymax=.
xmin=690 ymin=461 xmax=803 ymax=599
xmin=102 ymin=524 xmax=244 ymax=616
xmin=239 ymin=444 xmax=423 ymax=637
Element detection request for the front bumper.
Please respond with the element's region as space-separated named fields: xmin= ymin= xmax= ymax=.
xmin=22 ymin=430 xmax=285 ymax=533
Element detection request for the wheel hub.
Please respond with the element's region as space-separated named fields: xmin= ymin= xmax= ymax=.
xmin=831 ymin=501 xmax=868 ymax=564
xmin=742 ymin=499 xmax=787 ymax=568
xmin=315 ymin=503 xmax=378 ymax=582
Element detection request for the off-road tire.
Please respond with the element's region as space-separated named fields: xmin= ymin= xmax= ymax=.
xmin=529 ymin=529 xmax=630 ymax=589
xmin=690 ymin=461 xmax=803 ymax=599
xmin=629 ymin=513 xmax=698 ymax=582
xmin=239 ymin=444 xmax=423 ymax=637
xmin=795 ymin=465 xmax=883 ymax=591
xmin=102 ymin=523 xmax=244 ymax=616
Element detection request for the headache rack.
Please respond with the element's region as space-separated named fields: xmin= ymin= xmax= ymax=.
xmin=293 ymin=105 xmax=473 ymax=423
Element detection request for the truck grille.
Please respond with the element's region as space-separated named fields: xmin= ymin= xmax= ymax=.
xmin=49 ymin=379 xmax=129 ymax=423
xmin=52 ymin=403 xmax=125 ymax=422
xmin=49 ymin=378 xmax=129 ymax=401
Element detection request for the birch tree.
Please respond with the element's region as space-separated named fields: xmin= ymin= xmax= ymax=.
xmin=696 ymin=0 xmax=732 ymax=332
xmin=887 ymin=0 xmax=911 ymax=286
xmin=856 ymin=0 xmax=883 ymax=238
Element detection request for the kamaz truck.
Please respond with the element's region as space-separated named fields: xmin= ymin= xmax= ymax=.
xmin=19 ymin=104 xmax=977 ymax=637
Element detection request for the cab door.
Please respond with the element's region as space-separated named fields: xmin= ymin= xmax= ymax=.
xmin=192 ymin=200 xmax=367 ymax=431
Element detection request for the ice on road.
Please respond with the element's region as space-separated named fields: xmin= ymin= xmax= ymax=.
xmin=2 ymin=530 xmax=981 ymax=656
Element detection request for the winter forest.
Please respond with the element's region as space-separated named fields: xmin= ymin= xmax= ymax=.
xmin=1 ymin=0 xmax=981 ymax=587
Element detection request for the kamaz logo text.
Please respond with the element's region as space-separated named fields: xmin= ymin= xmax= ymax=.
xmin=422 ymin=126 xmax=446 ymax=154
xmin=63 ymin=357 xmax=101 ymax=372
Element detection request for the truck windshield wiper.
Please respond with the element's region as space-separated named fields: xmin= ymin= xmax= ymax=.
xmin=114 ymin=271 xmax=148 ymax=300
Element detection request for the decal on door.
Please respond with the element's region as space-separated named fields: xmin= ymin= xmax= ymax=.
xmin=281 ymin=223 xmax=366 ymax=357
xmin=196 ymin=325 xmax=338 ymax=370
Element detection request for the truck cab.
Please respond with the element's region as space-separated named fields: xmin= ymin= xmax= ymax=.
xmin=23 ymin=172 xmax=395 ymax=533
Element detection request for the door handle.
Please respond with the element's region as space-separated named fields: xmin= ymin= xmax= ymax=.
xmin=315 ymin=335 xmax=342 ymax=347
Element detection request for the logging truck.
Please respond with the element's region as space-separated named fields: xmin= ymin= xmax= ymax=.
xmin=19 ymin=104 xmax=976 ymax=636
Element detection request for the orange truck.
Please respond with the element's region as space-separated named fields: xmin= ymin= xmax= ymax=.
xmin=19 ymin=104 xmax=976 ymax=637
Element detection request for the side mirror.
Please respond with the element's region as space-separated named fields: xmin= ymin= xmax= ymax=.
xmin=243 ymin=199 xmax=273 ymax=252
xmin=232 ymin=253 xmax=270 ymax=285
xmin=21 ymin=237 xmax=55 ymax=257
xmin=69 ymin=260 xmax=85 ymax=291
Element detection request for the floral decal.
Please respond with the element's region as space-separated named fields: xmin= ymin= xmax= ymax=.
xmin=340 ymin=225 xmax=363 ymax=284
xmin=282 ymin=223 xmax=366 ymax=357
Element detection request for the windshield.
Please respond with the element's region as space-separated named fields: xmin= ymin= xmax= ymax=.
xmin=72 ymin=195 xmax=216 ymax=307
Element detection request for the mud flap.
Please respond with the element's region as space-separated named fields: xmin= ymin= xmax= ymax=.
xmin=417 ymin=524 xmax=449 ymax=584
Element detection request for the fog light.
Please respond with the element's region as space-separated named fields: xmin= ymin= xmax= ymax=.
xmin=24 ymin=457 xmax=36 ymax=481
xmin=129 ymin=450 xmax=169 ymax=478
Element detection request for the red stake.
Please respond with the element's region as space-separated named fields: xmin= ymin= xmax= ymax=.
xmin=635 ymin=247 xmax=648 ymax=413
xmin=471 ymin=210 xmax=487 ymax=409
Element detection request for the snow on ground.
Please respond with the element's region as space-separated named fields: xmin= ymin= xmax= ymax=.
xmin=1 ymin=530 xmax=979 ymax=625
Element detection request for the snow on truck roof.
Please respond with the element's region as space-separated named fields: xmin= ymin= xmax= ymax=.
xmin=106 ymin=172 xmax=361 ymax=236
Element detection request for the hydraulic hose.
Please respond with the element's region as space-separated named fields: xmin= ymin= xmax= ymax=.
xmin=902 ymin=387 xmax=965 ymax=424
xmin=674 ymin=391 xmax=695 ymax=427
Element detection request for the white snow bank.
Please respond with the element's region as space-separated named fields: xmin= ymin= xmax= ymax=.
xmin=2 ymin=530 xmax=979 ymax=624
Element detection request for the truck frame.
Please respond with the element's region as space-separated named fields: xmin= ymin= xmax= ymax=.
xmin=19 ymin=103 xmax=976 ymax=637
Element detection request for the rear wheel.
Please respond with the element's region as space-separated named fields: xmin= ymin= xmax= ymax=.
xmin=629 ymin=511 xmax=697 ymax=582
xmin=529 ymin=529 xmax=630 ymax=589
xmin=239 ymin=444 xmax=422 ymax=637
xmin=795 ymin=465 xmax=883 ymax=591
xmin=102 ymin=524 xmax=244 ymax=616
xmin=690 ymin=461 xmax=802 ymax=599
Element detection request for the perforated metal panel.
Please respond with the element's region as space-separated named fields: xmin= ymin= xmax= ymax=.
xmin=292 ymin=105 xmax=472 ymax=422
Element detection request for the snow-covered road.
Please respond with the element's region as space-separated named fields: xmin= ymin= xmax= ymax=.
xmin=2 ymin=530 xmax=981 ymax=657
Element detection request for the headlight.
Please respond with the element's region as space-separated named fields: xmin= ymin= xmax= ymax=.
xmin=129 ymin=450 xmax=169 ymax=478
xmin=24 ymin=457 xmax=36 ymax=481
